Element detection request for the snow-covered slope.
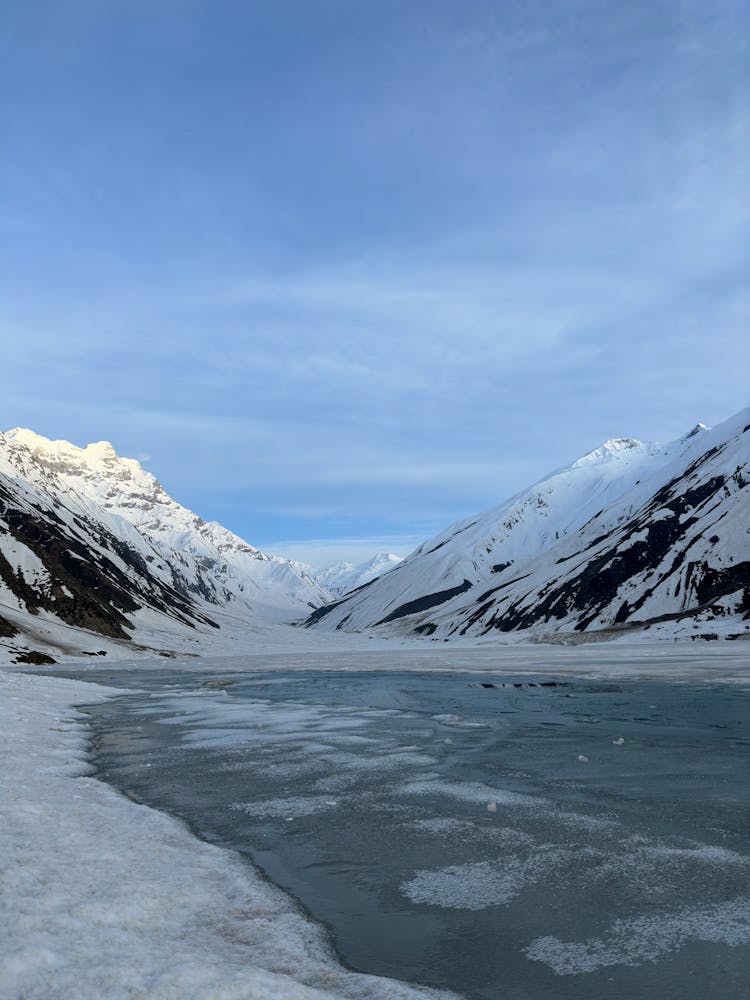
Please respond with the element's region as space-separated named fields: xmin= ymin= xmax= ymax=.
xmin=308 ymin=410 xmax=750 ymax=640
xmin=314 ymin=553 xmax=403 ymax=597
xmin=0 ymin=430 xmax=329 ymax=661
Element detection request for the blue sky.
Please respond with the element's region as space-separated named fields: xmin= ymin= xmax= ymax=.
xmin=1 ymin=1 xmax=748 ymax=567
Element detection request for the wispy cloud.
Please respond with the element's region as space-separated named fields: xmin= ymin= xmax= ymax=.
xmin=1 ymin=0 xmax=747 ymax=556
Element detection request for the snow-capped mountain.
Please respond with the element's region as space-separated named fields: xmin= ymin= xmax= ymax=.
xmin=314 ymin=553 xmax=403 ymax=597
xmin=0 ymin=429 xmax=330 ymax=661
xmin=308 ymin=409 xmax=750 ymax=640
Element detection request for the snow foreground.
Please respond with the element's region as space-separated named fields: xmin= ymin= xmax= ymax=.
xmin=0 ymin=670 xmax=456 ymax=1000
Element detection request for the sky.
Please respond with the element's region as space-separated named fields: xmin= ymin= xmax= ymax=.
xmin=1 ymin=0 xmax=748 ymax=568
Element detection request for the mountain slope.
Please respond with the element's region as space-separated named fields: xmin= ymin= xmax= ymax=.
xmin=308 ymin=409 xmax=750 ymax=640
xmin=0 ymin=430 xmax=329 ymax=661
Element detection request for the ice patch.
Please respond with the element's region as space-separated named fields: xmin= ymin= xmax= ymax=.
xmin=151 ymin=695 xmax=402 ymax=757
xmin=221 ymin=756 xmax=328 ymax=779
xmin=489 ymin=827 xmax=538 ymax=848
xmin=320 ymin=733 xmax=379 ymax=746
xmin=397 ymin=778 xmax=543 ymax=809
xmin=582 ymin=839 xmax=750 ymax=898
xmin=314 ymin=773 xmax=359 ymax=793
xmin=406 ymin=818 xmax=478 ymax=836
xmin=431 ymin=713 xmax=486 ymax=728
xmin=231 ymin=796 xmax=341 ymax=819
xmin=323 ymin=750 xmax=436 ymax=772
xmin=400 ymin=777 xmax=615 ymax=834
xmin=525 ymin=896 xmax=750 ymax=974
xmin=402 ymin=849 xmax=570 ymax=910
xmin=646 ymin=844 xmax=750 ymax=866
xmin=558 ymin=811 xmax=621 ymax=833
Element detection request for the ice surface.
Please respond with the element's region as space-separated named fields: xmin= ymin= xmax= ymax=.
xmin=0 ymin=671 xmax=458 ymax=1000
xmin=91 ymin=666 xmax=746 ymax=996
xmin=5 ymin=650 xmax=750 ymax=999
xmin=29 ymin=639 xmax=750 ymax=684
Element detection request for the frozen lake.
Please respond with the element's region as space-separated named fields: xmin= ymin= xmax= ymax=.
xmin=77 ymin=662 xmax=750 ymax=999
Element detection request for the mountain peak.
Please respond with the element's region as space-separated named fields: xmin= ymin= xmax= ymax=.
xmin=86 ymin=439 xmax=118 ymax=456
xmin=602 ymin=437 xmax=642 ymax=449
xmin=682 ymin=422 xmax=710 ymax=441
xmin=570 ymin=436 xmax=650 ymax=470
xmin=6 ymin=427 xmax=118 ymax=461
xmin=2 ymin=428 xmax=152 ymax=484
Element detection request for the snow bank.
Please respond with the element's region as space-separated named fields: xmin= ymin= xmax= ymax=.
xmin=0 ymin=671 xmax=455 ymax=1000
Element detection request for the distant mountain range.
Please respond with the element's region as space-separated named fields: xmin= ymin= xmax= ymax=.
xmin=0 ymin=429 xmax=329 ymax=662
xmin=308 ymin=409 xmax=750 ymax=642
xmin=2 ymin=410 xmax=747 ymax=663
xmin=312 ymin=553 xmax=403 ymax=597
